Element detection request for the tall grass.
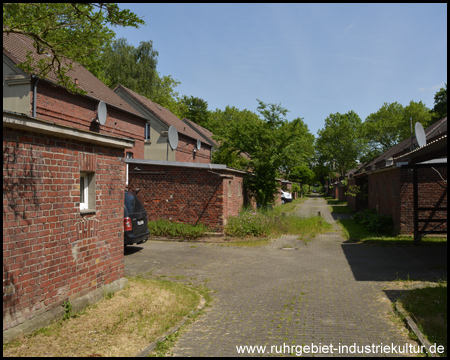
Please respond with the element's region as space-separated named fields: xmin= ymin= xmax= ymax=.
xmin=224 ymin=208 xmax=332 ymax=238
xmin=270 ymin=215 xmax=332 ymax=238
xmin=224 ymin=210 xmax=271 ymax=237
xmin=148 ymin=219 xmax=209 ymax=240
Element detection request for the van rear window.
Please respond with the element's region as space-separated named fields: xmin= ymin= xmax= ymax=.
xmin=124 ymin=192 xmax=145 ymax=213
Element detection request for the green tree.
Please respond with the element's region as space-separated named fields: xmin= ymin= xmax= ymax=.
xmin=289 ymin=165 xmax=315 ymax=196
xmin=94 ymin=38 xmax=158 ymax=94
xmin=211 ymin=106 xmax=261 ymax=171
xmin=362 ymin=102 xmax=404 ymax=155
xmin=214 ymin=100 xmax=312 ymax=206
xmin=430 ymin=83 xmax=447 ymax=125
xmin=316 ymin=111 xmax=367 ymax=178
xmin=179 ymin=96 xmax=211 ymax=129
xmin=362 ymin=101 xmax=431 ymax=159
xmin=278 ymin=118 xmax=315 ymax=178
xmin=91 ymin=37 xmax=187 ymax=118
xmin=151 ymin=74 xmax=188 ymax=119
xmin=403 ymin=100 xmax=432 ymax=139
xmin=3 ymin=3 xmax=144 ymax=93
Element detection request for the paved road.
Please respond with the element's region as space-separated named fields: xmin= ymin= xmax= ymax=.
xmin=124 ymin=195 xmax=446 ymax=357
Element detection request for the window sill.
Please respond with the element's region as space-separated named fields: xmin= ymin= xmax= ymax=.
xmin=80 ymin=209 xmax=96 ymax=215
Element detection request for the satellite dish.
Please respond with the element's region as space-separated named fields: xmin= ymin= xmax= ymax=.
xmin=196 ymin=139 xmax=201 ymax=151
xmin=168 ymin=126 xmax=178 ymax=150
xmin=97 ymin=101 xmax=107 ymax=125
xmin=415 ymin=122 xmax=426 ymax=148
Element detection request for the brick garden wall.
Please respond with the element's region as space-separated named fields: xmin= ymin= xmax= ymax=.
xmin=127 ymin=164 xmax=245 ymax=231
xmin=3 ymin=127 xmax=126 ymax=331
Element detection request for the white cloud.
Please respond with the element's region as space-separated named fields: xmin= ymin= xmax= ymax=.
xmin=418 ymin=83 xmax=445 ymax=92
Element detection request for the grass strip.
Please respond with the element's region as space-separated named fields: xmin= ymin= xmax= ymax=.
xmin=398 ymin=281 xmax=447 ymax=357
xmin=3 ymin=277 xmax=203 ymax=357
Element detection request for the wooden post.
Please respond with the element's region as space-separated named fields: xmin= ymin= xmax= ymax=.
xmin=413 ymin=166 xmax=419 ymax=246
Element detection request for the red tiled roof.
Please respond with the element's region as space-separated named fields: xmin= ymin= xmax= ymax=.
xmin=3 ymin=32 xmax=144 ymax=118
xmin=182 ymin=117 xmax=219 ymax=147
xmin=115 ymin=84 xmax=209 ymax=144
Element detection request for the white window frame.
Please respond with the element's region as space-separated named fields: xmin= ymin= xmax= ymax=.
xmin=80 ymin=171 xmax=95 ymax=213
xmin=80 ymin=172 xmax=89 ymax=210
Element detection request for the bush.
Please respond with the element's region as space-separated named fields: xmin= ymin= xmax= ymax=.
xmin=354 ymin=209 xmax=393 ymax=235
xmin=225 ymin=210 xmax=271 ymax=237
xmin=148 ymin=219 xmax=209 ymax=240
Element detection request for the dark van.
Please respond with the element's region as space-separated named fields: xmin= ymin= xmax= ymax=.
xmin=124 ymin=190 xmax=150 ymax=246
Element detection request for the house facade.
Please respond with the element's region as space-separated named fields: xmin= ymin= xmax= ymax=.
xmin=114 ymin=84 xmax=214 ymax=163
xmin=3 ymin=32 xmax=149 ymax=339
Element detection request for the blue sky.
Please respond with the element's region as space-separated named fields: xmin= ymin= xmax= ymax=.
xmin=112 ymin=3 xmax=447 ymax=137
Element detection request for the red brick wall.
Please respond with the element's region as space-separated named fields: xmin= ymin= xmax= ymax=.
xmin=34 ymin=80 xmax=145 ymax=159
xmin=175 ymin=134 xmax=212 ymax=164
xmin=127 ymin=164 xmax=245 ymax=231
xmin=223 ymin=176 xmax=245 ymax=222
xmin=368 ymin=168 xmax=402 ymax=233
xmin=3 ymin=128 xmax=126 ymax=331
xmin=367 ymin=165 xmax=447 ymax=234
xmin=399 ymin=165 xmax=447 ymax=234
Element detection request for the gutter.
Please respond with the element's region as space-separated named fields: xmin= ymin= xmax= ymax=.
xmin=31 ymin=75 xmax=39 ymax=117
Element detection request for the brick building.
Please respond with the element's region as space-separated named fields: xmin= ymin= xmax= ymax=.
xmin=3 ymin=32 xmax=255 ymax=338
xmin=3 ymin=32 xmax=149 ymax=338
xmin=114 ymin=84 xmax=214 ymax=163
xmin=347 ymin=117 xmax=447 ymax=236
xmin=126 ymin=159 xmax=247 ymax=231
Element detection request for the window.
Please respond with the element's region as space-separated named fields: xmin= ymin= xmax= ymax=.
xmin=80 ymin=172 xmax=95 ymax=213
xmin=228 ymin=180 xmax=232 ymax=198
xmin=125 ymin=152 xmax=133 ymax=186
xmin=80 ymin=173 xmax=88 ymax=210
xmin=145 ymin=122 xmax=151 ymax=141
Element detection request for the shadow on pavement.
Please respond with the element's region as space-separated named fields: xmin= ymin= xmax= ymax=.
xmin=124 ymin=245 xmax=144 ymax=256
xmin=331 ymin=212 xmax=354 ymax=221
xmin=341 ymin=242 xmax=447 ymax=282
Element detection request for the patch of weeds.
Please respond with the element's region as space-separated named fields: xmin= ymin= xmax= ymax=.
xmin=353 ymin=209 xmax=393 ymax=235
xmin=61 ymin=300 xmax=73 ymax=321
xmin=148 ymin=219 xmax=210 ymax=240
xmin=225 ymin=210 xmax=271 ymax=237
xmin=104 ymin=291 xmax=115 ymax=300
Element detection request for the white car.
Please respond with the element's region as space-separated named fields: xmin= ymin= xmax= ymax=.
xmin=281 ymin=190 xmax=292 ymax=204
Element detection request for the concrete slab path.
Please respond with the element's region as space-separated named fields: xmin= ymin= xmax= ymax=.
xmin=124 ymin=195 xmax=446 ymax=357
